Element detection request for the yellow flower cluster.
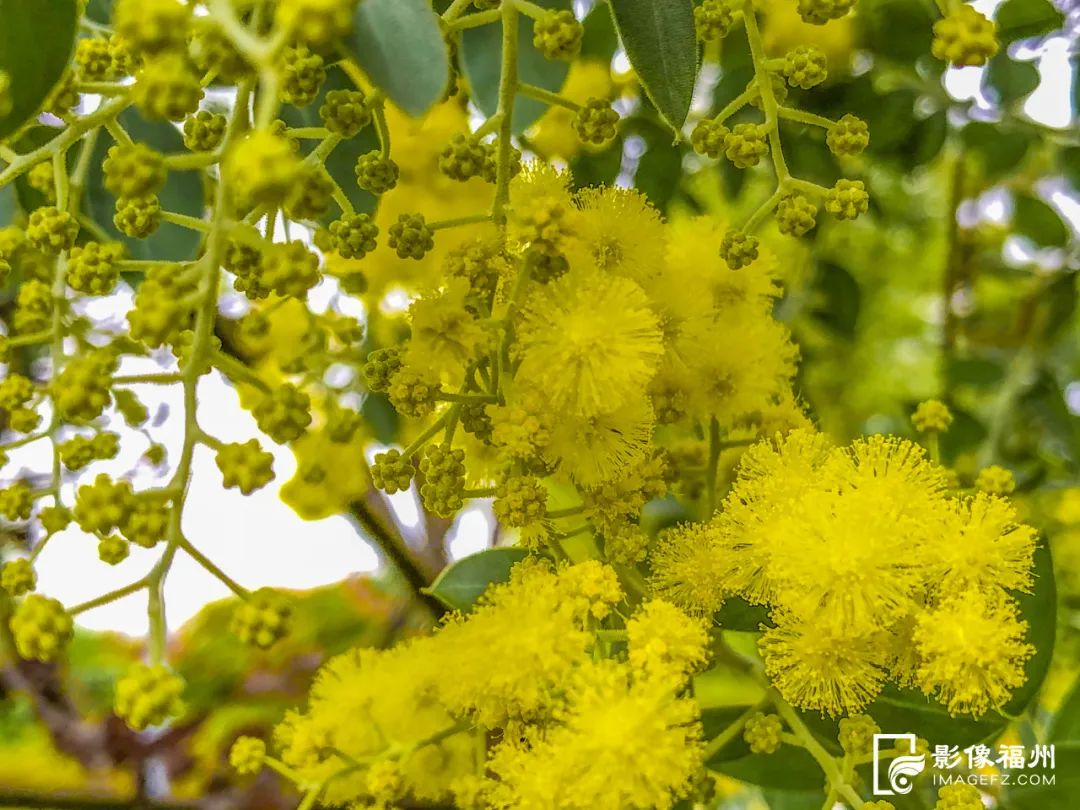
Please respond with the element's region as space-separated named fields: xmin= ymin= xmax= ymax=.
xmin=653 ymin=429 xmax=1037 ymax=716
xmin=273 ymin=559 xmax=707 ymax=808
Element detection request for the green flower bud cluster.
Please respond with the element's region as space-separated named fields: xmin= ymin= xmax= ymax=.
xmin=114 ymin=663 xmax=185 ymax=731
xmin=128 ymin=264 xmax=199 ymax=346
xmin=362 ymin=347 xmax=403 ymax=393
xmin=388 ymin=213 xmax=435 ymax=261
xmin=0 ymin=558 xmax=36 ymax=597
xmin=73 ymin=473 xmax=133 ymax=534
xmin=216 ymin=439 xmax=276 ymax=494
xmin=114 ymin=194 xmax=162 ymax=239
xmin=796 ymin=0 xmax=857 ymax=26
xmin=743 ymin=712 xmax=783 ymax=754
xmin=121 ymin=493 xmax=170 ymax=548
xmin=493 ymin=475 xmax=547 ymax=527
xmin=230 ymin=588 xmax=292 ymax=648
xmin=10 ymin=594 xmax=73 ymax=662
xmin=59 ymin=432 xmax=121 ymax=471
xmin=533 ymin=10 xmax=584 ymax=61
xmin=75 ymin=37 xmax=120 ymax=81
xmin=439 ymin=134 xmax=498 ymax=183
xmin=274 ymin=0 xmax=353 ymax=47
xmin=824 ymin=179 xmax=869 ymax=220
xmin=52 ymin=350 xmax=117 ymax=424
xmin=826 ymin=114 xmax=870 ymax=156
xmin=0 ymin=373 xmax=34 ymax=411
xmin=14 ymin=280 xmax=53 ymax=334
xmin=723 ymin=123 xmax=769 ymax=169
xmin=419 ymin=443 xmax=467 ymax=518
xmin=131 ymin=53 xmax=204 ymax=121
xmin=838 ymin=714 xmax=880 ymax=755
xmin=460 ymin=402 xmax=494 ymax=442
xmin=98 ymin=534 xmax=130 ymax=565
xmin=691 ymin=119 xmax=729 ymax=159
xmin=103 ymin=143 xmax=166 ymax=198
xmin=783 ymin=46 xmax=828 ymax=90
xmin=259 ymin=240 xmax=322 ymax=298
xmin=932 ymin=5 xmax=999 ymax=68
xmin=326 ymin=405 xmax=363 ymax=443
xmin=183 ymin=111 xmax=228 ymax=152
xmin=113 ymin=0 xmax=190 ymax=56
xmin=355 ymin=151 xmax=400 ymax=195
xmin=279 ymin=45 xmax=326 ymax=106
xmin=27 ymin=206 xmax=79 ymax=254
xmin=329 ymin=213 xmax=379 ymax=259
xmin=67 ymin=241 xmax=125 ymax=295
xmin=694 ymin=0 xmax=735 ymax=41
xmin=320 ymin=89 xmax=371 ymax=137
xmin=776 ymin=194 xmax=817 ymax=237
xmin=574 ymin=99 xmax=620 ymax=146
xmin=387 ymin=368 xmax=440 ymax=418
xmin=719 ymin=229 xmax=759 ymax=269
xmin=253 ymin=384 xmax=312 ymax=444
xmin=283 ymin=166 xmax=334 ymax=221
xmin=371 ymin=449 xmax=415 ymax=494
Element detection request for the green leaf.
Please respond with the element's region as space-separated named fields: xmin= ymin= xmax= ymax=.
xmin=425 ymin=547 xmax=530 ymax=613
xmin=83 ymin=109 xmax=205 ymax=262
xmin=1002 ymin=540 xmax=1056 ymax=716
xmin=995 ymin=0 xmax=1064 ymax=44
xmin=986 ymin=53 xmax=1041 ymax=105
xmin=580 ymin=2 xmax=620 ymax=61
xmin=810 ymin=262 xmax=861 ymax=340
xmin=904 ymin=110 xmax=948 ymax=169
xmin=280 ymin=66 xmax=379 ymax=222
xmin=1013 ymin=194 xmax=1069 ymax=247
xmin=460 ymin=0 xmax=571 ymax=133
xmin=1061 ymin=146 xmax=1080 ymax=189
xmin=349 ymin=0 xmax=451 ymax=117
xmin=0 ymin=180 xmax=16 ymax=226
xmin=963 ymin=121 xmax=1030 ymax=180
xmin=946 ymin=356 xmax=1006 ymax=389
xmin=856 ymin=0 xmax=934 ymax=63
xmin=865 ymin=685 xmax=1006 ymax=748
xmin=714 ymin=597 xmax=771 ymax=633
xmin=608 ymin=0 xmax=697 ymax=131
xmin=713 ymin=743 xmax=828 ymax=791
xmin=1049 ymin=675 xmax=1080 ymax=743
xmin=0 ymin=0 xmax=78 ymax=140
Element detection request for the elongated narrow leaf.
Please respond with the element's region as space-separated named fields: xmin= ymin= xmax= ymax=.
xmin=425 ymin=547 xmax=529 ymax=613
xmin=608 ymin=0 xmax=697 ymax=131
xmin=349 ymin=0 xmax=450 ymax=117
xmin=0 ymin=0 xmax=78 ymax=140
xmin=460 ymin=0 xmax=571 ymax=134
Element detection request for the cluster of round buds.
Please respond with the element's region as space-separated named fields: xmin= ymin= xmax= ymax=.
xmin=274 ymin=0 xmax=353 ymax=47
xmin=826 ymin=114 xmax=870 ymax=157
xmin=225 ymin=130 xmax=302 ymax=211
xmin=776 ymin=194 xmax=818 ymax=237
xmin=932 ymin=5 xmax=999 ymax=68
xmin=371 ymin=449 xmax=415 ymax=494
xmin=132 ymin=54 xmax=204 ymax=121
xmin=796 ymin=0 xmax=857 ymax=25
xmin=114 ymin=195 xmax=162 ymax=239
xmin=26 ymin=206 xmax=78 ymax=254
xmin=98 ymin=534 xmax=131 ymax=565
xmin=574 ymin=99 xmax=620 ymax=145
xmin=783 ymin=46 xmax=828 ymax=90
xmin=75 ymin=37 xmax=119 ymax=81
xmin=183 ymin=111 xmax=227 ymax=153
xmin=114 ymin=664 xmax=185 ymax=731
xmin=52 ymin=350 xmax=118 ymax=424
xmin=329 ymin=213 xmax=379 ymax=259
xmin=0 ymin=483 xmax=33 ymax=521
xmin=189 ymin=28 xmax=247 ymax=85
xmin=59 ymin=432 xmax=120 ymax=471
xmin=128 ymin=264 xmax=198 ymax=345
xmin=229 ymin=736 xmax=267 ymax=776
xmin=912 ymin=399 xmax=953 ymax=433
xmin=362 ymin=347 xmax=403 ymax=393
xmin=355 ymin=151 xmax=400 ymax=195
xmin=533 ymin=10 xmax=584 ymax=61
xmin=67 ymin=241 xmax=125 ymax=295
xmin=0 ymin=373 xmax=34 ymax=412
xmin=39 ymin=505 xmax=72 ymax=536
xmin=10 ymin=595 xmax=73 ymax=662
xmin=749 ymin=72 xmax=789 ymax=109
xmin=439 ymin=134 xmax=497 ymax=183
xmin=27 ymin=163 xmax=56 ymax=203
xmin=73 ymin=473 xmax=133 ymax=534
xmin=216 ymin=439 xmax=276 ymax=494
xmin=120 ymin=493 xmax=170 ymax=548
xmin=838 ymin=714 xmax=880 ymax=755
xmin=690 ymin=119 xmax=729 ymax=159
xmin=824 ymin=179 xmax=869 ymax=220
xmin=113 ymin=0 xmax=189 ymax=56
xmin=231 ymin=588 xmax=292 ymax=648
xmin=326 ymin=405 xmax=363 ymax=443
xmin=418 ymin=443 xmax=467 ymax=518
xmin=388 ymin=214 xmax=435 ymax=261
xmin=934 ymin=783 xmax=984 ymax=810
xmin=719 ymin=229 xmax=759 ymax=269
xmin=387 ymin=369 xmax=440 ymax=418
xmin=976 ymin=465 xmax=1016 ymax=496
xmin=320 ymin=89 xmax=371 ymax=137
xmin=694 ymin=0 xmax=735 ymax=41
xmin=259 ymin=240 xmax=322 ymax=298
xmin=13 ymin=280 xmax=53 ymax=334
xmin=460 ymin=402 xmax=494 ymax=442
xmin=743 ymin=712 xmax=783 ymax=754
xmin=253 ymin=384 xmax=312 ymax=444
xmin=1 ymin=558 xmax=36 ymax=597
xmin=724 ymin=123 xmax=769 ymax=169
xmin=279 ymin=45 xmax=326 ymax=106
xmin=103 ymin=143 xmax=165 ymax=199
xmin=493 ymin=476 xmax=547 ymax=527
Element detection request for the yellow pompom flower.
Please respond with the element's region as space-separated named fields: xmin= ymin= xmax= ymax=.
xmin=914 ymin=591 xmax=1033 ymax=716
xmin=975 ymin=464 xmax=1016 ymax=496
xmin=517 ymin=269 xmax=663 ymax=418
xmin=760 ymin=618 xmax=888 ymax=715
xmin=406 ymin=278 xmax=492 ymax=377
xmin=543 ymin=399 xmax=655 ymax=486
xmin=627 ymin=600 xmax=710 ymax=681
xmin=507 ymin=162 xmax=576 ymax=256
xmin=568 ymin=186 xmax=666 ymax=285
xmin=487 ymin=661 xmax=702 ymax=810
xmin=528 ymin=61 xmax=614 ymax=161
xmin=650 ymin=522 xmax=733 ymax=616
